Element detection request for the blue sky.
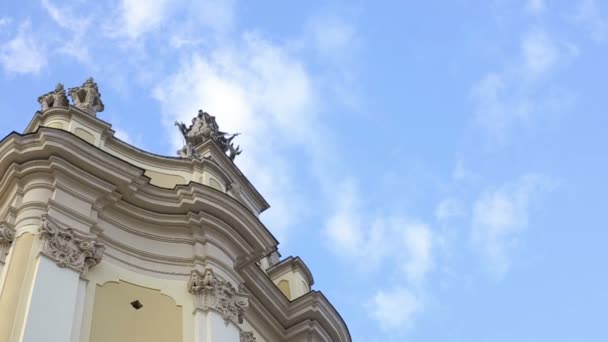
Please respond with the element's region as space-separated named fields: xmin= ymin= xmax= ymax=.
xmin=1 ymin=0 xmax=607 ymax=340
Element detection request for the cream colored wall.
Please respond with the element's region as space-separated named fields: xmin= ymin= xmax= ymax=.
xmin=277 ymin=280 xmax=291 ymax=300
xmin=81 ymin=260 xmax=195 ymax=342
xmin=144 ymin=169 xmax=188 ymax=188
xmin=272 ymin=270 xmax=310 ymax=301
xmin=0 ymin=233 xmax=39 ymax=342
xmin=90 ymin=280 xmax=183 ymax=342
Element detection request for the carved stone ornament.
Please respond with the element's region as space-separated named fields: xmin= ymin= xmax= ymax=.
xmin=38 ymin=83 xmax=69 ymax=110
xmin=0 ymin=224 xmax=15 ymax=263
xmin=240 ymin=331 xmax=256 ymax=342
xmin=175 ymin=110 xmax=242 ymax=161
xmin=39 ymin=216 xmax=105 ymax=274
xmin=188 ymin=269 xmax=249 ymax=325
xmin=68 ymin=77 xmax=104 ymax=115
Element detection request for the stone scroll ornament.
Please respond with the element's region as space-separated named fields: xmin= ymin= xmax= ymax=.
xmin=0 ymin=224 xmax=15 ymax=263
xmin=240 ymin=331 xmax=256 ymax=342
xmin=39 ymin=216 xmax=105 ymax=275
xmin=68 ymin=78 xmax=105 ymax=116
xmin=188 ymin=269 xmax=249 ymax=325
xmin=175 ymin=110 xmax=242 ymax=161
xmin=38 ymin=83 xmax=69 ymax=110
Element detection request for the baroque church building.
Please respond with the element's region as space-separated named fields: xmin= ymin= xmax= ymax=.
xmin=0 ymin=79 xmax=350 ymax=342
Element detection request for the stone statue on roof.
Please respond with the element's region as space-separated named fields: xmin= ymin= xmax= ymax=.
xmin=68 ymin=78 xmax=104 ymax=116
xmin=175 ymin=110 xmax=242 ymax=161
xmin=38 ymin=83 xmax=69 ymax=110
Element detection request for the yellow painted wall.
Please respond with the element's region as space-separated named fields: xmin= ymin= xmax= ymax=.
xmin=278 ymin=279 xmax=291 ymax=300
xmin=89 ymin=280 xmax=183 ymax=342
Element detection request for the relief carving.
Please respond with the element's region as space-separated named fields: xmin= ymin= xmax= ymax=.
xmin=240 ymin=331 xmax=256 ymax=342
xmin=188 ymin=269 xmax=249 ymax=325
xmin=0 ymin=224 xmax=15 ymax=263
xmin=39 ymin=216 xmax=105 ymax=274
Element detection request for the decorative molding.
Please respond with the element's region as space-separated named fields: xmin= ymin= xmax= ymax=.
xmin=39 ymin=216 xmax=105 ymax=274
xmin=240 ymin=331 xmax=256 ymax=342
xmin=188 ymin=269 xmax=249 ymax=325
xmin=0 ymin=224 xmax=15 ymax=263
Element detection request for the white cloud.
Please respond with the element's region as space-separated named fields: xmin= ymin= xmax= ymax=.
xmin=117 ymin=0 xmax=170 ymax=39
xmin=525 ymin=0 xmax=545 ymax=14
xmin=0 ymin=21 xmax=46 ymax=74
xmin=153 ymin=33 xmax=317 ymax=241
xmin=575 ymin=0 xmax=608 ymax=43
xmin=471 ymin=29 xmax=576 ymax=143
xmin=403 ymin=223 xmax=433 ymax=284
xmin=521 ymin=31 xmax=558 ymax=75
xmin=368 ymin=287 xmax=423 ymax=331
xmin=435 ymin=198 xmax=465 ymax=222
xmin=41 ymin=0 xmax=92 ymax=63
xmin=0 ymin=17 xmax=11 ymax=30
xmin=471 ymin=174 xmax=555 ymax=278
xmin=324 ymin=179 xmax=434 ymax=282
xmin=323 ymin=179 xmax=434 ymax=330
xmin=308 ymin=14 xmax=356 ymax=60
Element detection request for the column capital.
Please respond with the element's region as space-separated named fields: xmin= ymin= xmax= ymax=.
xmin=39 ymin=216 xmax=105 ymax=275
xmin=188 ymin=269 xmax=249 ymax=326
xmin=0 ymin=223 xmax=15 ymax=263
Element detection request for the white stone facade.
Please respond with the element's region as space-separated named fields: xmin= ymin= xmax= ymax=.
xmin=0 ymin=80 xmax=350 ymax=342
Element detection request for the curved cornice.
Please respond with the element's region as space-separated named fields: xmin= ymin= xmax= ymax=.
xmin=24 ymin=106 xmax=270 ymax=214
xmin=241 ymin=263 xmax=351 ymax=342
xmin=0 ymin=129 xmax=278 ymax=264
xmin=267 ymin=256 xmax=315 ymax=287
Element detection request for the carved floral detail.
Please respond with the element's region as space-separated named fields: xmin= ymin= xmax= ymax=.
xmin=68 ymin=78 xmax=104 ymax=115
xmin=0 ymin=224 xmax=15 ymax=263
xmin=39 ymin=217 xmax=105 ymax=274
xmin=240 ymin=331 xmax=256 ymax=342
xmin=188 ymin=269 xmax=249 ymax=325
xmin=38 ymin=83 xmax=69 ymax=110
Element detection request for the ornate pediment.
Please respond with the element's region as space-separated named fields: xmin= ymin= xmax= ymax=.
xmin=188 ymin=269 xmax=249 ymax=325
xmin=175 ymin=110 xmax=242 ymax=161
xmin=39 ymin=216 xmax=105 ymax=275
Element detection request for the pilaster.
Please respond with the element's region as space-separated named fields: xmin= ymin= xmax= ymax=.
xmin=21 ymin=217 xmax=104 ymax=342
xmin=188 ymin=268 xmax=249 ymax=342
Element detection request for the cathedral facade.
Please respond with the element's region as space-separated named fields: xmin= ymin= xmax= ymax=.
xmin=0 ymin=79 xmax=350 ymax=342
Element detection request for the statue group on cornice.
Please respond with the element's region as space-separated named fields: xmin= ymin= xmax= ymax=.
xmin=175 ymin=109 xmax=242 ymax=161
xmin=38 ymin=78 xmax=104 ymax=116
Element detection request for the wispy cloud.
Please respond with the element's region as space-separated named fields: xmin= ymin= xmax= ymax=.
xmin=0 ymin=20 xmax=46 ymax=74
xmin=114 ymin=0 xmax=171 ymax=39
xmin=368 ymin=287 xmax=424 ymax=332
xmin=575 ymin=0 xmax=608 ymax=43
xmin=323 ymin=179 xmax=434 ymax=331
xmin=525 ymin=0 xmax=545 ymax=14
xmin=471 ymin=29 xmax=576 ymax=143
xmin=40 ymin=0 xmax=93 ymax=63
xmin=471 ymin=174 xmax=556 ymax=278
xmin=153 ymin=33 xmax=317 ymax=241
